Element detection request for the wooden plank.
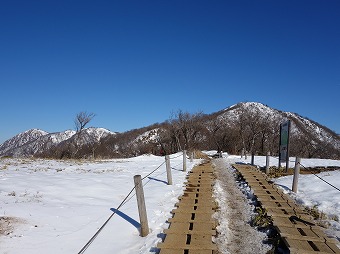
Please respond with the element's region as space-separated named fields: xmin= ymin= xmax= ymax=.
xmin=158 ymin=234 xmax=216 ymax=250
xmin=252 ymin=188 xmax=282 ymax=195
xmin=276 ymin=226 xmax=324 ymax=242
xmin=258 ymin=200 xmax=294 ymax=209
xmin=171 ymin=206 xmax=215 ymax=214
xmin=159 ymin=249 xmax=215 ymax=254
xmin=325 ymin=242 xmax=340 ymax=254
xmin=164 ymin=222 xmax=215 ymax=235
xmin=175 ymin=200 xmax=217 ymax=208
xmin=267 ymin=210 xmax=311 ymax=219
xmin=283 ymin=237 xmax=338 ymax=253
xmin=256 ymin=194 xmax=287 ymax=202
xmin=180 ymin=192 xmax=213 ymax=198
xmin=272 ymin=216 xmax=315 ymax=229
xmin=168 ymin=213 xmax=214 ymax=223
xmin=232 ymin=163 xmax=340 ymax=254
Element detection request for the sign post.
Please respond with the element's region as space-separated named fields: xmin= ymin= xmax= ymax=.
xmin=279 ymin=120 xmax=291 ymax=173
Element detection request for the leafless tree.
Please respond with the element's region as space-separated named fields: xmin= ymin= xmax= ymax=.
xmin=206 ymin=116 xmax=226 ymax=153
xmin=74 ymin=111 xmax=96 ymax=132
xmin=168 ymin=110 xmax=205 ymax=151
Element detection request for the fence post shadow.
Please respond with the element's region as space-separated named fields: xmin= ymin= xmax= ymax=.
xmin=110 ymin=208 xmax=141 ymax=230
xmin=147 ymin=176 xmax=168 ymax=185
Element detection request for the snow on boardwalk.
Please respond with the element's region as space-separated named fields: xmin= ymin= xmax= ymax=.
xmin=213 ymin=159 xmax=271 ymax=254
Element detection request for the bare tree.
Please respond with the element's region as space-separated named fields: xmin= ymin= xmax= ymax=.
xmin=74 ymin=111 xmax=96 ymax=132
xmin=167 ymin=110 xmax=205 ymax=151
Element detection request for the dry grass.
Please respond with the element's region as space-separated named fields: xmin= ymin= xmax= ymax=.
xmin=193 ymin=150 xmax=210 ymax=160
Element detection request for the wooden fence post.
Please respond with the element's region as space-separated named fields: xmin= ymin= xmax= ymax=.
xmin=292 ymin=157 xmax=301 ymax=193
xmin=165 ymin=155 xmax=172 ymax=185
xmin=183 ymin=150 xmax=187 ymax=172
xmin=133 ymin=175 xmax=149 ymax=237
xmin=265 ymin=152 xmax=270 ymax=175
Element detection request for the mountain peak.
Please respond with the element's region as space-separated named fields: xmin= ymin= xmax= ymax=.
xmin=0 ymin=129 xmax=48 ymax=156
xmin=224 ymin=101 xmax=268 ymax=111
xmin=0 ymin=127 xmax=116 ymax=158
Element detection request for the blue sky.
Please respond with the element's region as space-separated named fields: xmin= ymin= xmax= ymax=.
xmin=1 ymin=0 xmax=339 ymax=143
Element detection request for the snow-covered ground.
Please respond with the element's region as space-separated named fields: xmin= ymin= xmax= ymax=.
xmin=0 ymin=154 xmax=197 ymax=254
xmin=1 ymin=153 xmax=340 ymax=253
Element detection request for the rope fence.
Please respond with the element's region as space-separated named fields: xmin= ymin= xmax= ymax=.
xmin=78 ymin=151 xmax=189 ymax=254
xmin=298 ymin=161 xmax=340 ymax=192
xmin=256 ymin=155 xmax=340 ymax=193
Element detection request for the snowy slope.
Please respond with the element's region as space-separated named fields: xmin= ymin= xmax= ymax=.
xmin=0 ymin=128 xmax=116 ymax=158
xmin=8 ymin=130 xmax=76 ymax=157
xmin=219 ymin=102 xmax=340 ymax=149
xmin=63 ymin=127 xmax=115 ymax=147
xmin=0 ymin=129 xmax=48 ymax=156
xmin=134 ymin=128 xmax=160 ymax=143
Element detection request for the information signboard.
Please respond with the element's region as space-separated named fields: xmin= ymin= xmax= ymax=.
xmin=279 ymin=120 xmax=290 ymax=163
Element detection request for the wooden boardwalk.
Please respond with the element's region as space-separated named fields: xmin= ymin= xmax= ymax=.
xmin=157 ymin=161 xmax=217 ymax=254
xmin=233 ymin=164 xmax=340 ymax=254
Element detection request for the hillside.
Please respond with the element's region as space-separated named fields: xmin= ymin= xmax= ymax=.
xmin=213 ymin=102 xmax=340 ymax=156
xmin=1 ymin=102 xmax=339 ymax=159
xmin=0 ymin=128 xmax=115 ymax=158
xmin=97 ymin=102 xmax=340 ymax=159
xmin=0 ymin=129 xmax=48 ymax=156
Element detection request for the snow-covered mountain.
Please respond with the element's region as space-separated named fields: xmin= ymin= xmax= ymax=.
xmin=58 ymin=127 xmax=115 ymax=147
xmin=104 ymin=102 xmax=340 ymax=158
xmin=134 ymin=128 xmax=160 ymax=143
xmin=0 ymin=129 xmax=48 ymax=156
xmin=5 ymin=130 xmax=77 ymax=157
xmin=0 ymin=127 xmax=115 ymax=158
xmin=1 ymin=102 xmax=339 ymax=159
xmin=217 ymin=102 xmax=340 ymax=150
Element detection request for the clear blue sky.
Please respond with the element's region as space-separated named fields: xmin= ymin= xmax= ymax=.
xmin=1 ymin=0 xmax=339 ymax=143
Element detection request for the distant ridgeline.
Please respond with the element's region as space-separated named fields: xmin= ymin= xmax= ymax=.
xmin=1 ymin=102 xmax=339 ymax=160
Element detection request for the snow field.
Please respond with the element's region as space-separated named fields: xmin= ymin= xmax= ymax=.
xmin=1 ymin=153 xmax=340 ymax=253
xmin=0 ymin=154 xmax=199 ymax=254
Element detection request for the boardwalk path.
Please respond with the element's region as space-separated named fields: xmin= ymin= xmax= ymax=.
xmin=156 ymin=158 xmax=269 ymax=254
xmin=157 ymin=160 xmax=217 ymax=254
xmin=233 ymin=164 xmax=340 ymax=254
xmin=157 ymin=159 xmax=340 ymax=253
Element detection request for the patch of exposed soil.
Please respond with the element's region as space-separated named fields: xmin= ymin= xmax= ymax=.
xmin=0 ymin=217 xmax=25 ymax=236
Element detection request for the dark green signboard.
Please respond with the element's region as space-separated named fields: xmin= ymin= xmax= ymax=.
xmin=279 ymin=120 xmax=290 ymax=163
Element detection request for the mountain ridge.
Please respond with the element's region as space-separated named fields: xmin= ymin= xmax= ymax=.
xmin=0 ymin=127 xmax=115 ymax=158
xmin=1 ymin=102 xmax=339 ymax=159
